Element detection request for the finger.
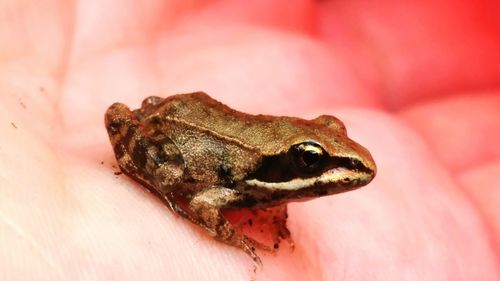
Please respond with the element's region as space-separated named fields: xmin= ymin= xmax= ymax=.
xmin=399 ymin=92 xmax=500 ymax=173
xmin=191 ymin=0 xmax=315 ymax=34
xmin=317 ymin=0 xmax=500 ymax=108
xmin=460 ymin=163 xmax=500 ymax=258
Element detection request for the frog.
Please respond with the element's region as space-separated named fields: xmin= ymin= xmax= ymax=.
xmin=104 ymin=92 xmax=376 ymax=265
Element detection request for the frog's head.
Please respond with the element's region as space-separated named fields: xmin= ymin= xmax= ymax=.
xmin=244 ymin=115 xmax=376 ymax=205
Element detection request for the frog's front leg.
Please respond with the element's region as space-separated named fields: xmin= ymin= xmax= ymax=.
xmin=189 ymin=187 xmax=268 ymax=266
xmin=266 ymin=205 xmax=294 ymax=250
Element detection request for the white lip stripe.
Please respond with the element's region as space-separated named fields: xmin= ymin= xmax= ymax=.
xmin=245 ymin=168 xmax=350 ymax=191
xmin=245 ymin=177 xmax=319 ymax=190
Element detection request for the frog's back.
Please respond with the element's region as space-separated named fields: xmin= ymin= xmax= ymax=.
xmin=151 ymin=93 xmax=285 ymax=150
xmin=140 ymin=92 xmax=328 ymax=155
xmin=161 ymin=92 xmax=254 ymax=128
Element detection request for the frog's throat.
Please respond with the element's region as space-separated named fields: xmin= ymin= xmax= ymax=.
xmin=244 ymin=168 xmax=373 ymax=191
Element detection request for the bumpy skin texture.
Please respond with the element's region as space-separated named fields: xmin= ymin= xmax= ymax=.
xmin=0 ymin=1 xmax=499 ymax=280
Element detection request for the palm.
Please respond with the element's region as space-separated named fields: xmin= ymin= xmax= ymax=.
xmin=1 ymin=1 xmax=498 ymax=280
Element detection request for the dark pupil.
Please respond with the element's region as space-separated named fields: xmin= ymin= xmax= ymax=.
xmin=302 ymin=149 xmax=320 ymax=166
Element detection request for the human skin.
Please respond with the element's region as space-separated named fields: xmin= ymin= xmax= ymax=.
xmin=1 ymin=0 xmax=499 ymax=280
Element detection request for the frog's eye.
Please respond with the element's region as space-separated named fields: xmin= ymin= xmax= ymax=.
xmin=291 ymin=141 xmax=326 ymax=172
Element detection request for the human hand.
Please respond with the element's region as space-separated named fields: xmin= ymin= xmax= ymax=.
xmin=1 ymin=1 xmax=498 ymax=280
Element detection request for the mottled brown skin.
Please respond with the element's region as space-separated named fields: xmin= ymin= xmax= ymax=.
xmin=104 ymin=92 xmax=376 ymax=265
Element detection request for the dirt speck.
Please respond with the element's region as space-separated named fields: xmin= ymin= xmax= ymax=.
xmin=19 ymin=99 xmax=26 ymax=109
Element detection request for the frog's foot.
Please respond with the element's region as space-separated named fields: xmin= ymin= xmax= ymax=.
xmin=189 ymin=187 xmax=265 ymax=267
xmin=272 ymin=205 xmax=295 ymax=251
xmin=250 ymin=205 xmax=295 ymax=252
xmin=162 ymin=192 xmax=199 ymax=223
xmin=242 ymin=235 xmax=274 ymax=253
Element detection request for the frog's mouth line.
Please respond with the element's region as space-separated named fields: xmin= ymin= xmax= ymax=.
xmin=245 ymin=168 xmax=374 ymax=191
